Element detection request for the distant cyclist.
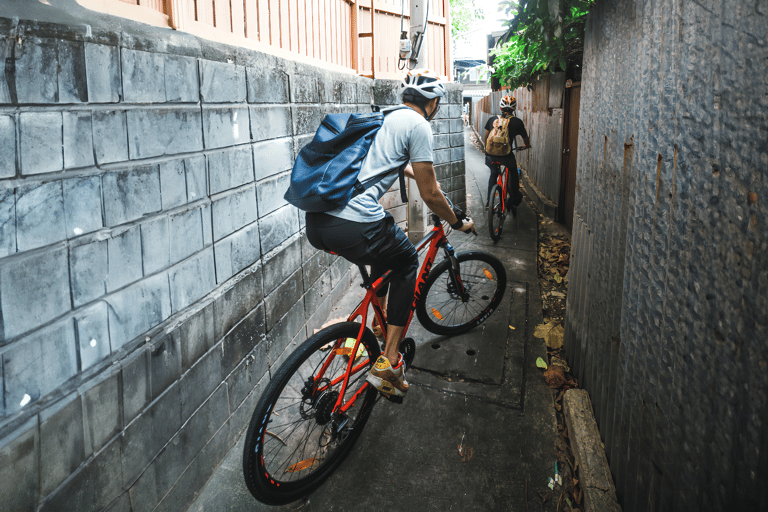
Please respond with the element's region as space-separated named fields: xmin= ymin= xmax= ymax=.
xmin=305 ymin=69 xmax=475 ymax=400
xmin=484 ymin=95 xmax=531 ymax=210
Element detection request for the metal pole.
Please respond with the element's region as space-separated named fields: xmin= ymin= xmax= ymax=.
xmin=409 ymin=0 xmax=428 ymax=68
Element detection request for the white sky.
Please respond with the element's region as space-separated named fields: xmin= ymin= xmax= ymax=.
xmin=453 ymin=0 xmax=510 ymax=60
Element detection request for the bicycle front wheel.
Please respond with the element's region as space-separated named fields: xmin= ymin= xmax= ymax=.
xmin=242 ymin=322 xmax=381 ymax=505
xmin=416 ymin=251 xmax=507 ymax=336
xmin=488 ymin=183 xmax=504 ymax=242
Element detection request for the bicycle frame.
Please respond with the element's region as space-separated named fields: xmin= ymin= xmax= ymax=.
xmin=311 ymin=216 xmax=464 ymax=415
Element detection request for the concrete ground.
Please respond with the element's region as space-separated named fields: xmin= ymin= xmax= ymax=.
xmin=187 ymin=127 xmax=558 ymax=512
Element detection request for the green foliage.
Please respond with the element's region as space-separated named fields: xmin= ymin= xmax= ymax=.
xmin=450 ymin=0 xmax=485 ymax=39
xmin=490 ymin=0 xmax=593 ymax=90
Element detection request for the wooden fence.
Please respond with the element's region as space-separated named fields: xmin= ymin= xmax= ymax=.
xmin=110 ymin=0 xmax=450 ymax=79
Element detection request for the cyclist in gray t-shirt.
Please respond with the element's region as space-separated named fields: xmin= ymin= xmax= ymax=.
xmin=306 ymin=69 xmax=475 ymax=400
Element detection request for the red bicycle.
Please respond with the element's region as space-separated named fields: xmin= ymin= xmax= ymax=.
xmin=487 ymin=147 xmax=525 ymax=242
xmin=242 ymin=202 xmax=507 ymax=505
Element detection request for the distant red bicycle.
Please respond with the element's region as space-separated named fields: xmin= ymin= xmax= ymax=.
xmin=242 ymin=198 xmax=506 ymax=505
xmin=487 ymin=147 xmax=525 ymax=242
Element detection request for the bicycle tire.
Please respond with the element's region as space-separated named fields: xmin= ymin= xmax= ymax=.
xmin=488 ymin=183 xmax=504 ymax=242
xmin=415 ymin=251 xmax=507 ymax=336
xmin=242 ymin=322 xmax=381 ymax=505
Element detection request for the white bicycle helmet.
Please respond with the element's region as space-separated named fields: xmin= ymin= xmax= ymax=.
xmin=400 ymin=68 xmax=446 ymax=100
xmin=499 ymin=95 xmax=517 ymax=111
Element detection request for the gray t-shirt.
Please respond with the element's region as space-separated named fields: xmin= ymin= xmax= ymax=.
xmin=326 ymin=107 xmax=433 ymax=223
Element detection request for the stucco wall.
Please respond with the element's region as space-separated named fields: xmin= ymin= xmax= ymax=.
xmin=566 ymin=0 xmax=767 ymax=509
xmin=0 ymin=10 xmax=465 ymax=512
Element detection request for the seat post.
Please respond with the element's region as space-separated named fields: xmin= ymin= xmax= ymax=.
xmin=358 ymin=265 xmax=371 ymax=288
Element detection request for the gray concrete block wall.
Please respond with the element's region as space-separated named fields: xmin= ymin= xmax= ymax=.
xmin=0 ymin=15 xmax=464 ymax=512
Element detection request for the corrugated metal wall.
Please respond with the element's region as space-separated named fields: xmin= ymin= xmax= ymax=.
xmin=567 ymin=0 xmax=768 ymax=510
xmin=472 ymin=76 xmax=565 ymax=206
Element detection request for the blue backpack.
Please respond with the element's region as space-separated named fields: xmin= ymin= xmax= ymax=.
xmin=284 ymin=106 xmax=408 ymax=212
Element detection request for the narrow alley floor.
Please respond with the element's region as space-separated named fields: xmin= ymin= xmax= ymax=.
xmin=187 ymin=127 xmax=559 ymax=512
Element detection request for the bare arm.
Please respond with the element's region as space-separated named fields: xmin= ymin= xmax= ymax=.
xmin=411 ymin=162 xmax=474 ymax=234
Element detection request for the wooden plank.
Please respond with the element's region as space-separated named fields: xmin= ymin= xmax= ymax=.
xmin=232 ymin=0 xmax=246 ymax=37
xmin=244 ymin=0 xmax=258 ymax=38
xmin=289 ymin=0 xmax=299 ymax=52
xmin=280 ymin=0 xmax=290 ymax=48
xmin=214 ymin=0 xmax=232 ymax=31
xmin=269 ymin=0 xmax=280 ymax=46
xmin=198 ymin=0 xmax=214 ymax=24
xmin=318 ymin=0 xmax=326 ymax=62
xmin=258 ymin=0 xmax=270 ymax=42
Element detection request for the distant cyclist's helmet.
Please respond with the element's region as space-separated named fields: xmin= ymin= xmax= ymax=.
xmin=500 ymin=95 xmax=517 ymax=111
xmin=400 ymin=68 xmax=446 ymax=100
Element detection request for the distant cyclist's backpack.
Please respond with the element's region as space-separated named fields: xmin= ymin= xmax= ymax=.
xmin=284 ymin=106 xmax=408 ymax=212
xmin=485 ymin=114 xmax=513 ymax=156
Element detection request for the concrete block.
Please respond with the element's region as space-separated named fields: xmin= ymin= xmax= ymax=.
xmin=450 ymin=119 xmax=464 ymax=133
xmin=40 ymin=439 xmax=121 ymax=512
xmin=169 ymin=248 xmax=215 ymax=314
xmin=201 ymin=203 xmax=213 ymax=245
xmin=2 ymin=319 xmax=77 ymax=413
xmin=451 ymin=146 xmax=465 ymax=162
xmin=290 ymin=74 xmax=319 ymax=103
xmin=213 ymin=221 xmax=261 ymax=284
xmin=267 ymin=300 xmax=306 ymax=364
xmin=202 ymin=106 xmax=250 ymax=149
xmin=252 ymin=138 xmax=293 ymax=181
xmin=563 ymin=389 xmax=622 ymax=512
xmin=120 ymin=383 xmax=181 ymax=488
xmin=180 ymin=302 xmax=214 ymax=372
xmin=15 ymin=181 xmax=65 ymax=251
xmin=107 ymin=226 xmax=143 ymax=292
xmin=120 ymin=347 xmax=150 ymax=426
xmin=263 ymin=236 xmax=302 ymax=294
xmin=84 ymin=43 xmax=121 ymax=103
xmin=106 ymin=272 xmax=171 ymax=349
xmin=256 ymin=171 xmax=290 ymax=218
xmin=301 ymin=247 xmax=329 ymax=292
xmin=121 ymin=49 xmax=166 ymax=103
xmin=0 ymin=114 xmax=16 ymax=178
xmin=103 ymin=166 xmax=162 ymax=226
xmin=75 ymin=301 xmax=112 ymax=371
xmin=92 ymin=110 xmax=129 ymax=164
xmin=246 ymin=65 xmax=289 ymax=103
xmin=265 ymin=270 xmax=303 ymax=331
xmin=70 ymin=239 xmax=108 ymax=307
xmin=184 ymin=155 xmax=207 ymax=201
xmin=292 ymin=133 xmax=313 ymax=161
xmin=292 ymin=105 xmax=324 ymax=136
xmin=208 ymin=146 xmax=254 ymax=195
xmin=259 ymin=205 xmax=300 ymax=254
xmin=165 ymin=54 xmax=199 ymax=103
xmin=0 ymin=247 xmax=70 ymax=341
xmin=228 ymin=372 xmax=268 ymax=444
xmin=57 ymin=40 xmax=88 ymax=103
xmin=358 ymin=82 xmax=373 ymax=105
xmin=139 ymin=216 xmax=169 ymax=277
xmin=40 ymin=393 xmax=85 ymax=496
xmin=19 ymin=112 xmax=63 ymax=175
xmin=160 ymin=159 xmax=187 ymax=210
xmin=221 ymin=304 xmax=266 ymax=375
xmin=434 ymin=148 xmax=451 ymax=166
xmin=169 ymin=207 xmax=204 ymax=264
xmin=80 ymin=367 xmax=121 ymax=457
xmin=154 ymin=407 xmax=229 ymax=512
xmin=450 ymin=132 xmax=464 ymax=147
xmin=127 ymin=108 xmax=203 ymax=159
xmin=372 ymin=80 xmax=398 ymax=106
xmin=432 ymin=119 xmax=449 ymax=135
xmin=180 ymin=346 xmax=223 ymax=422
xmin=14 ymin=39 xmax=58 ymax=103
xmin=249 ymin=105 xmax=292 ymax=142
xmin=104 ymin=492 xmax=131 ymax=512
xmin=213 ymin=264 xmax=264 ymax=340
xmin=0 ymin=418 xmax=39 ymax=512
xmin=226 ymin=353 xmax=268 ymax=416
xmin=0 ymin=189 xmax=15 ymax=257
xmin=62 ymin=175 xmax=102 ymax=238
xmin=433 ymin=133 xmax=449 ymax=150
xmin=449 ymin=104 xmax=462 ymax=118
xmin=150 ymin=331 xmax=182 ymax=400
xmin=200 ymin=60 xmax=246 ymax=103
xmin=211 ymin=185 xmax=257 ymax=241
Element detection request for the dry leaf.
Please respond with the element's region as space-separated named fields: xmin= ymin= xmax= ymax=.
xmin=534 ymin=321 xmax=557 ymax=339
xmin=547 ymin=324 xmax=565 ymax=350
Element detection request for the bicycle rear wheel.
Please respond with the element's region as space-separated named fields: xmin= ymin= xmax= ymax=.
xmin=242 ymin=322 xmax=380 ymax=505
xmin=488 ymin=184 xmax=504 ymax=242
xmin=416 ymin=251 xmax=507 ymax=336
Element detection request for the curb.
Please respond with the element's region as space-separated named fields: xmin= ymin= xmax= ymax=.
xmin=520 ymin=168 xmax=557 ymax=219
xmin=563 ymin=389 xmax=623 ymax=512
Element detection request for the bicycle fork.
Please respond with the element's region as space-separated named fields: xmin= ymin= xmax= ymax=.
xmin=443 ymin=243 xmax=469 ymax=302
